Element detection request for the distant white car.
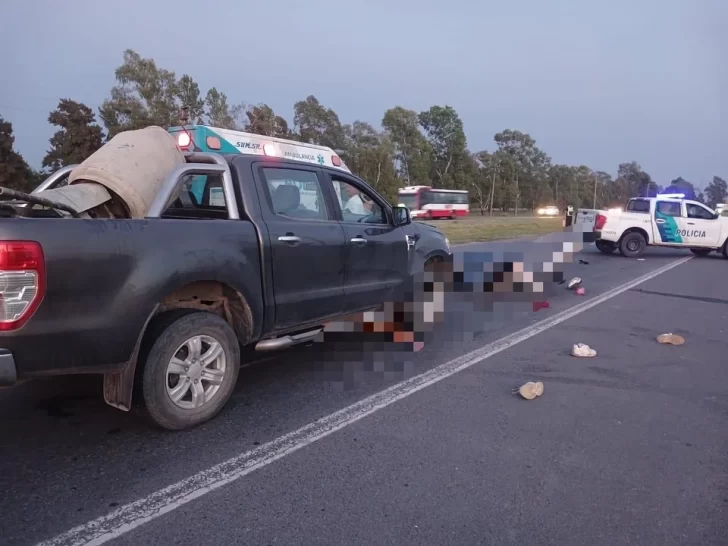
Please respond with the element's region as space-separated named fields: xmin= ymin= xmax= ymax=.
xmin=537 ymin=205 xmax=559 ymax=216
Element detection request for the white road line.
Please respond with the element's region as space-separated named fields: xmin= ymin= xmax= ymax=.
xmin=37 ymin=255 xmax=693 ymax=546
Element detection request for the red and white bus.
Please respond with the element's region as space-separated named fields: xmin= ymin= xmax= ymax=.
xmin=397 ymin=186 xmax=469 ymax=219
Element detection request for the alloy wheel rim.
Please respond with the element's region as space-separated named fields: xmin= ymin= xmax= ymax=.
xmin=165 ymin=335 xmax=226 ymax=410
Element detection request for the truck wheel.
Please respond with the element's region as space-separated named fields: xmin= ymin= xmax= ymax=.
xmin=690 ymin=248 xmax=712 ymax=257
xmin=722 ymin=240 xmax=728 ymax=259
xmin=618 ymin=232 xmax=647 ymax=258
xmin=139 ymin=311 xmax=240 ymax=430
xmin=595 ymin=240 xmax=616 ymax=254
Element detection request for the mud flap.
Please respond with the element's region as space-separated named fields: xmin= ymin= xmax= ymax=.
xmin=103 ymin=366 xmax=136 ymax=412
xmin=102 ymin=304 xmax=159 ymax=412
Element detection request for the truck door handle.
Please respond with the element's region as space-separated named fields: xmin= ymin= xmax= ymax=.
xmin=350 ymin=237 xmax=367 ymax=245
xmin=278 ymin=235 xmax=301 ymax=244
xmin=687 ymin=222 xmax=695 ymax=225
xmin=655 ymin=219 xmax=666 ymax=224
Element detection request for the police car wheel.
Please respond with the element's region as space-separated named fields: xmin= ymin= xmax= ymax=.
xmin=618 ymin=232 xmax=646 ymax=258
xmin=595 ymin=240 xmax=616 ymax=254
xmin=689 ymin=248 xmax=712 ymax=257
xmin=722 ymin=241 xmax=728 ymax=259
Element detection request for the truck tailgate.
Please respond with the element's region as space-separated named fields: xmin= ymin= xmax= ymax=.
xmin=574 ymin=208 xmax=601 ymax=230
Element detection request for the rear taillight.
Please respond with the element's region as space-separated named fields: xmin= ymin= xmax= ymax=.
xmin=594 ymin=214 xmax=607 ymax=231
xmin=0 ymin=242 xmax=45 ymax=331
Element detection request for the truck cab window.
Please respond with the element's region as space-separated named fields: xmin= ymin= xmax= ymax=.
xmin=262 ymin=168 xmax=327 ymax=220
xmin=656 ymin=201 xmax=681 ymax=217
xmin=163 ymin=174 xmax=229 ymax=219
xmin=333 ymin=179 xmax=386 ymax=225
xmin=626 ymin=199 xmax=650 ymax=213
xmin=686 ymin=203 xmax=714 ymax=220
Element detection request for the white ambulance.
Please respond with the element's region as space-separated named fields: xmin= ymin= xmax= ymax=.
xmin=168 ymin=125 xmax=351 ymax=210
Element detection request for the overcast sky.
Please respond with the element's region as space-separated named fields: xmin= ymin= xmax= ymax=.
xmin=1 ymin=0 xmax=725 ymax=186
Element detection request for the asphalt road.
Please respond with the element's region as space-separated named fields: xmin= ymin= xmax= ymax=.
xmin=1 ymin=241 xmax=727 ymax=546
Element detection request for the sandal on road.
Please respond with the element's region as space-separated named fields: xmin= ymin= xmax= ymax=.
xmin=656 ymin=333 xmax=685 ymax=345
xmin=515 ymin=381 xmax=544 ymax=400
xmin=571 ymin=343 xmax=597 ymax=357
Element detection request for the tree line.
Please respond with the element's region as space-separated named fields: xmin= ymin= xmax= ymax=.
xmin=2 ymin=49 xmax=727 ymax=210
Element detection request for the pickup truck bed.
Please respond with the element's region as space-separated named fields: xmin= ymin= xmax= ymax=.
xmin=0 ymin=150 xmax=451 ymax=429
xmin=0 ymin=217 xmax=263 ymax=376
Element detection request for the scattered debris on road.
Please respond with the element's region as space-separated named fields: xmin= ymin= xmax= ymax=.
xmin=567 ymin=277 xmax=582 ymax=290
xmin=571 ymin=343 xmax=597 ymax=357
xmin=532 ymin=301 xmax=550 ymax=311
xmin=656 ymin=333 xmax=685 ymax=345
xmin=579 ymin=259 xmax=589 ymax=265
xmin=514 ymin=381 xmax=544 ymax=400
xmin=575 ymin=287 xmax=586 ymax=295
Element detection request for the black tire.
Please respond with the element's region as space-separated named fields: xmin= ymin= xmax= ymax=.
xmin=595 ymin=240 xmax=616 ymax=254
xmin=138 ymin=311 xmax=240 ymax=431
xmin=722 ymin=240 xmax=728 ymax=259
xmin=618 ymin=231 xmax=647 ymax=258
xmin=690 ymin=248 xmax=712 ymax=257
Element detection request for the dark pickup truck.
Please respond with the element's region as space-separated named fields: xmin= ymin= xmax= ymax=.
xmin=0 ymin=152 xmax=451 ymax=429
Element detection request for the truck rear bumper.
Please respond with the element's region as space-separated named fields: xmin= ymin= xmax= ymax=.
xmin=0 ymin=349 xmax=17 ymax=386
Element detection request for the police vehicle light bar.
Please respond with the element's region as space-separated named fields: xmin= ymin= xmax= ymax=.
xmin=658 ymin=193 xmax=685 ymax=199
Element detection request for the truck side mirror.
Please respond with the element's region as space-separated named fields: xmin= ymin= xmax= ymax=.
xmin=393 ymin=204 xmax=411 ymax=226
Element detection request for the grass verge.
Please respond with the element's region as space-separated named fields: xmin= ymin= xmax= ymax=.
xmin=421 ymin=216 xmax=563 ymax=244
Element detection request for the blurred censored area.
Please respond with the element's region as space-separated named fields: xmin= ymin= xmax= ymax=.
xmin=320 ymin=228 xmax=593 ymax=352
